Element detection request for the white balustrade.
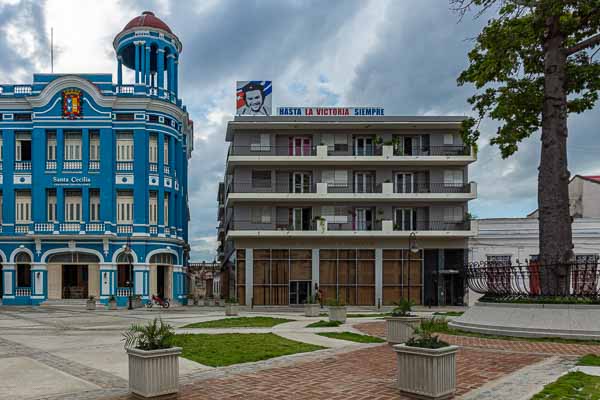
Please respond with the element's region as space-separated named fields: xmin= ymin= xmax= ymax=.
xmin=117 ymin=85 xmax=135 ymax=94
xmin=164 ymin=165 xmax=171 ymax=175
xmin=14 ymin=85 xmax=32 ymax=95
xmin=15 ymin=224 xmax=29 ymax=233
xmin=117 ymin=287 xmax=131 ymax=297
xmin=64 ymin=161 xmax=82 ymax=170
xmin=149 ymin=163 xmax=158 ymax=172
xmin=46 ymin=160 xmax=57 ymax=170
xmin=117 ymin=225 xmax=133 ymax=234
xmin=149 ymin=226 xmax=158 ymax=234
xmin=60 ymin=223 xmax=80 ymax=231
xmin=16 ymin=287 xmax=31 ymax=296
xmin=14 ymin=161 xmax=32 ymax=170
xmin=88 ymin=161 xmax=100 ymax=170
xmin=35 ymin=223 xmax=54 ymax=232
xmin=117 ymin=161 xmax=134 ymax=171
xmin=164 ymin=227 xmax=170 ymax=235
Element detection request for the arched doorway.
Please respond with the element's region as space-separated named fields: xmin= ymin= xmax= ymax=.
xmin=116 ymin=252 xmax=134 ymax=297
xmin=15 ymin=252 xmax=32 ymax=293
xmin=150 ymin=253 xmax=175 ymax=300
xmin=46 ymin=252 xmax=101 ymax=299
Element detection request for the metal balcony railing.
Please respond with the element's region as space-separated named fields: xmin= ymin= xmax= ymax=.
xmin=228 ymin=181 xmax=317 ymax=194
xmin=229 ymin=219 xmax=470 ymax=232
xmin=228 ymin=145 xmax=317 ymax=156
xmin=393 ymin=220 xmax=471 ymax=231
xmin=226 ymin=181 xmax=471 ymax=194
xmin=392 ymin=145 xmax=471 ymax=156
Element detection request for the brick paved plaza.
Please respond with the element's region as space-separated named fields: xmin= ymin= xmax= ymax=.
xmin=0 ymin=305 xmax=597 ymax=400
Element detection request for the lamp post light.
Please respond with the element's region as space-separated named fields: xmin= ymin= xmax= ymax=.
xmin=123 ymin=241 xmax=133 ymax=310
xmin=409 ymin=232 xmax=419 ymax=254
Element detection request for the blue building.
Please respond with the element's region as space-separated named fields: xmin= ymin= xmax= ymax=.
xmin=0 ymin=11 xmax=193 ymax=306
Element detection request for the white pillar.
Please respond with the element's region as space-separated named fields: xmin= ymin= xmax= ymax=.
xmin=2 ymin=263 xmax=15 ymax=298
xmin=99 ymin=262 xmax=116 ymax=299
xmin=31 ymin=263 xmax=47 ymax=299
xmin=133 ymin=263 xmax=150 ymax=298
xmin=375 ymin=248 xmax=383 ymax=307
xmin=245 ymin=248 xmax=253 ymax=306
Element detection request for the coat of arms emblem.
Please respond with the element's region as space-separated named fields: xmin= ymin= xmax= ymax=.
xmin=62 ymin=89 xmax=83 ymax=119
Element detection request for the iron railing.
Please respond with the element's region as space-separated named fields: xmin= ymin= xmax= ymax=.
xmin=465 ymin=260 xmax=600 ymax=298
xmin=226 ymin=181 xmax=471 ymax=194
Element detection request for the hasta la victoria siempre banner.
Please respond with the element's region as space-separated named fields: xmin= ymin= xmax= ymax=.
xmin=278 ymin=107 xmax=385 ymax=116
xmin=236 ymin=81 xmax=272 ymax=116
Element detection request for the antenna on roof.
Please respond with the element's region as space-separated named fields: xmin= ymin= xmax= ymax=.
xmin=50 ymin=27 xmax=54 ymax=73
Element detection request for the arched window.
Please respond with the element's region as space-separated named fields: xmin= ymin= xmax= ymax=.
xmin=15 ymin=252 xmax=31 ymax=288
xmin=150 ymin=253 xmax=174 ymax=265
xmin=116 ymin=251 xmax=134 ymax=289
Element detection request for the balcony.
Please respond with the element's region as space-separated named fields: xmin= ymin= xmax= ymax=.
xmin=225 ymin=181 xmax=476 ymax=204
xmin=164 ymin=165 xmax=171 ymax=175
xmin=227 ymin=145 xmax=476 ymax=167
xmin=46 ymin=160 xmax=57 ymax=170
xmin=88 ymin=161 xmax=100 ymax=171
xmin=14 ymin=161 xmax=32 ymax=171
xmin=149 ymin=162 xmax=158 ymax=172
xmin=116 ymin=161 xmax=134 ymax=171
xmin=227 ymin=218 xmax=475 ymax=238
xmin=63 ymin=160 xmax=82 ymax=171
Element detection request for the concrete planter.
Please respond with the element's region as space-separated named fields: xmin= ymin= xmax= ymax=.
xmin=385 ymin=316 xmax=423 ymax=344
xmin=133 ymin=297 xmax=143 ymax=309
xmin=127 ymin=346 xmax=182 ymax=398
xmin=225 ymin=303 xmax=239 ymax=316
xmin=393 ymin=344 xmax=458 ymax=399
xmin=108 ymin=300 xmax=117 ymax=310
xmin=304 ymin=303 xmax=321 ymax=317
xmin=205 ymin=298 xmax=215 ymax=306
xmin=329 ymin=306 xmax=347 ymax=323
xmin=86 ymin=300 xmax=96 ymax=311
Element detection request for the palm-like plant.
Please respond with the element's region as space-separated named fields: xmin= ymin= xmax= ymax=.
xmin=391 ymin=298 xmax=415 ymax=317
xmin=123 ymin=318 xmax=175 ymax=351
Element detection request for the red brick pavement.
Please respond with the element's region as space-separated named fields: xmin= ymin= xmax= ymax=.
xmin=355 ymin=321 xmax=600 ymax=356
xmin=108 ymin=322 xmax=600 ymax=400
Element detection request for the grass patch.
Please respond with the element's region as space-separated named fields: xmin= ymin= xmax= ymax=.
xmin=171 ymin=333 xmax=325 ymax=367
xmin=422 ymin=318 xmax=600 ymax=346
xmin=578 ymin=354 xmax=600 ymax=366
xmin=433 ymin=311 xmax=464 ymax=317
xmin=317 ymin=332 xmax=385 ymax=343
xmin=306 ymin=320 xmax=342 ymax=328
xmin=531 ymin=371 xmax=600 ymax=399
xmin=181 ymin=317 xmax=292 ymax=329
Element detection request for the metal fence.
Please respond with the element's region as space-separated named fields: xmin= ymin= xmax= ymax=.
xmin=465 ymin=260 xmax=600 ymax=298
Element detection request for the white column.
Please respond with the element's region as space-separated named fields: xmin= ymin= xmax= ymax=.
xmin=133 ymin=263 xmax=150 ymax=298
xmin=31 ymin=263 xmax=47 ymax=299
xmin=311 ymin=249 xmax=319 ymax=295
xmin=375 ymin=248 xmax=383 ymax=307
xmin=2 ymin=263 xmax=15 ymax=298
xmin=245 ymin=248 xmax=253 ymax=306
xmin=99 ymin=262 xmax=117 ymax=298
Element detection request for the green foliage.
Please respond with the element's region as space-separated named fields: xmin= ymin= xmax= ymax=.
xmin=531 ymin=371 xmax=600 ymax=399
xmin=108 ymin=295 xmax=116 ymax=302
xmin=306 ymin=320 xmax=342 ymax=328
xmin=578 ymin=354 xmax=600 ymax=366
xmin=122 ymin=318 xmax=175 ymax=351
xmin=171 ymin=333 xmax=325 ymax=367
xmin=181 ymin=317 xmax=292 ymax=329
xmin=326 ymin=298 xmax=346 ymax=307
xmin=317 ymin=332 xmax=385 ymax=343
xmin=406 ymin=324 xmax=450 ymax=349
xmin=225 ymin=297 xmax=238 ymax=304
xmin=391 ymin=298 xmax=415 ymax=317
xmin=455 ymin=1 xmax=600 ymax=158
xmin=433 ymin=311 xmax=464 ymax=317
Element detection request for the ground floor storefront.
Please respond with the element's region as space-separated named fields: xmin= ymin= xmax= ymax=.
xmin=0 ymin=238 xmax=188 ymax=306
xmin=228 ymin=238 xmax=467 ymax=307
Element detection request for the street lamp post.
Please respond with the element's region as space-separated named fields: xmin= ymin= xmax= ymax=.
xmin=123 ymin=241 xmax=133 ymax=310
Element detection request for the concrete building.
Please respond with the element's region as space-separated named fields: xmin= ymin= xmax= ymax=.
xmin=218 ymin=115 xmax=477 ymax=306
xmin=0 ymin=11 xmax=193 ymax=305
xmin=528 ymin=175 xmax=600 ymax=218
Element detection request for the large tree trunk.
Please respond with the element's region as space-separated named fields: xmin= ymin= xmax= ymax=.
xmin=538 ymin=15 xmax=574 ymax=296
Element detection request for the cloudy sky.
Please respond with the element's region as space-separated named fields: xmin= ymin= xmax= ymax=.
xmin=0 ymin=0 xmax=599 ymax=260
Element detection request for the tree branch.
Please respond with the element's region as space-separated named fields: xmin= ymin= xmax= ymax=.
xmin=566 ymin=33 xmax=600 ymax=55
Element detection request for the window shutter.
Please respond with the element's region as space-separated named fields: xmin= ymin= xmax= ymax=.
xmin=335 ymin=170 xmax=348 ymax=186
xmin=443 ymin=133 xmax=454 ymax=145
xmin=322 ymin=170 xmax=335 ymax=185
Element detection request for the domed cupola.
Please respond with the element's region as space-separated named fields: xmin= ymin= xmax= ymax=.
xmin=113 ymin=11 xmax=182 ymax=99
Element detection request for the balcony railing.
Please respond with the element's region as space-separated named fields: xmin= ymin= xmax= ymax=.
xmin=15 ymin=287 xmax=32 ymax=296
xmin=88 ymin=161 xmax=100 ymax=171
xmin=229 ymin=145 xmax=317 ymax=156
xmin=46 ymin=160 xmax=57 ymax=170
xmin=14 ymin=161 xmax=32 ymax=171
xmin=117 ymin=287 xmax=132 ymax=297
xmin=63 ymin=160 xmax=82 ymax=170
xmin=393 ymin=145 xmax=471 ymax=156
xmin=35 ymin=223 xmax=54 ymax=232
xmin=117 ymin=224 xmax=133 ymax=234
xmin=0 ymin=161 xmax=3 ymax=171
xmin=60 ymin=223 xmax=80 ymax=232
xmin=164 ymin=165 xmax=171 ymax=175
xmin=229 ymin=219 xmax=470 ymax=232
xmin=149 ymin=162 xmax=158 ymax=172
xmin=116 ymin=161 xmax=134 ymax=171
xmin=86 ymin=223 xmax=105 ymax=232
xmin=227 ymin=181 xmax=471 ymax=194
xmin=15 ymin=224 xmax=31 ymax=233
xmin=149 ymin=226 xmax=158 ymax=235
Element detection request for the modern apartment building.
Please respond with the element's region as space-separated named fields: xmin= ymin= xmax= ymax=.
xmin=217 ymin=115 xmax=477 ymax=307
xmin=0 ymin=11 xmax=193 ymax=305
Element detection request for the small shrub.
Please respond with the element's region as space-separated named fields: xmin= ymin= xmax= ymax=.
xmin=307 ymin=320 xmax=342 ymax=328
xmin=391 ymin=298 xmax=415 ymax=317
xmin=405 ymin=325 xmax=450 ymax=349
xmin=225 ymin=297 xmax=238 ymax=304
xmin=123 ymin=318 xmax=175 ymax=351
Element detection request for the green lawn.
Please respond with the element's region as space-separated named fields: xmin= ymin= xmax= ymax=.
xmin=317 ymin=332 xmax=385 ymax=343
xmin=181 ymin=317 xmax=292 ymax=329
xmin=171 ymin=333 xmax=325 ymax=367
xmin=531 ymin=371 xmax=600 ymax=399
xmin=306 ymin=320 xmax=342 ymax=328
xmin=578 ymin=354 xmax=600 ymax=366
xmin=433 ymin=311 xmax=464 ymax=317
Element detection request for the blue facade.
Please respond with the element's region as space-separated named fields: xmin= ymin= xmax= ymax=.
xmin=0 ymin=12 xmax=192 ymax=306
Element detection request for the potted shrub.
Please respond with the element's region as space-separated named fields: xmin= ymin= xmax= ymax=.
xmin=393 ymin=326 xmax=458 ymax=399
xmin=304 ymin=295 xmax=320 ymax=317
xmin=327 ymin=298 xmax=347 ymax=323
xmin=86 ymin=296 xmax=96 ymax=311
xmin=123 ymin=318 xmax=181 ymax=398
xmin=384 ymin=298 xmax=422 ymax=344
xmin=205 ymin=296 xmax=215 ymax=306
xmin=225 ymin=297 xmax=239 ymax=316
xmin=108 ymin=295 xmax=117 ymax=310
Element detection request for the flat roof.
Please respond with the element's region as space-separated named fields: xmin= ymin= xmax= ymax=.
xmin=226 ymin=115 xmax=467 ymax=141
